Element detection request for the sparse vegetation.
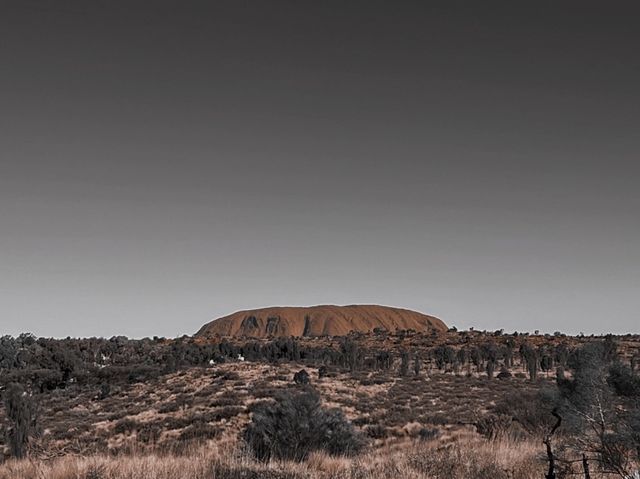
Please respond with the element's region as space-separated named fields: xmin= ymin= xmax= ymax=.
xmin=243 ymin=389 xmax=364 ymax=461
xmin=1 ymin=330 xmax=639 ymax=477
xmin=0 ymin=439 xmax=547 ymax=479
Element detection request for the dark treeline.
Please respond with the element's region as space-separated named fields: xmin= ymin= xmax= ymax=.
xmin=2 ymin=332 xmax=638 ymax=394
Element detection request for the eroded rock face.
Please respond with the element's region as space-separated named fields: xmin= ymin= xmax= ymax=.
xmin=240 ymin=316 xmax=259 ymax=330
xmin=196 ymin=304 xmax=447 ymax=338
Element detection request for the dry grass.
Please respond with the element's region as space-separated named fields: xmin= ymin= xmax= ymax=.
xmin=2 ymin=438 xmax=620 ymax=479
xmin=1 ymin=362 xmax=548 ymax=458
xmin=2 ymin=360 xmax=631 ymax=477
xmin=0 ymin=438 xmax=551 ymax=479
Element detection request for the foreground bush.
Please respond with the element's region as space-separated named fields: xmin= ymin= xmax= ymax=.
xmin=243 ymin=389 xmax=364 ymax=461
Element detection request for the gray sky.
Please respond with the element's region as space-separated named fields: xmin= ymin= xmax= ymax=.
xmin=1 ymin=1 xmax=639 ymax=337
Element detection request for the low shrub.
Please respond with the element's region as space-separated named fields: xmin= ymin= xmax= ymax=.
xmin=157 ymin=401 xmax=180 ymax=414
xmin=365 ymin=424 xmax=388 ymax=439
xmin=418 ymin=427 xmax=439 ymax=441
xmin=408 ymin=446 xmax=511 ymax=479
xmin=293 ymin=369 xmax=310 ymax=385
xmin=474 ymin=414 xmax=512 ymax=440
xmin=113 ymin=418 xmax=139 ymax=435
xmin=243 ymin=389 xmax=365 ymax=461
xmin=212 ymin=405 xmax=245 ymax=421
xmin=178 ymin=423 xmax=219 ymax=442
xmin=607 ymin=362 xmax=640 ymax=397
xmin=492 ymin=389 xmax=558 ymax=436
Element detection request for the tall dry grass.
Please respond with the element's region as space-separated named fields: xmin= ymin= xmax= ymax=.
xmin=0 ymin=438 xmax=554 ymax=479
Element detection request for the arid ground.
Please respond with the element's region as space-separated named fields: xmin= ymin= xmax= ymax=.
xmin=1 ymin=330 xmax=639 ymax=478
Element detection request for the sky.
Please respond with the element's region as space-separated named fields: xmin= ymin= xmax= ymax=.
xmin=1 ymin=1 xmax=639 ymax=338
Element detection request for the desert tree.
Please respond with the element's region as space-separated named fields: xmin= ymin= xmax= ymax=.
xmin=504 ymin=342 xmax=514 ymax=368
xmin=481 ymin=341 xmax=498 ymax=366
xmin=555 ymin=341 xmax=640 ymax=478
xmin=521 ymin=344 xmax=538 ymax=381
xmin=433 ymin=345 xmax=456 ymax=371
xmin=554 ymin=343 xmax=570 ymax=368
xmin=469 ymin=346 xmax=482 ymax=372
xmin=540 ymin=350 xmax=555 ymax=375
xmin=375 ymin=351 xmax=392 ymax=370
xmin=486 ymin=359 xmax=496 ymax=379
xmin=340 ymin=339 xmax=361 ymax=372
xmin=399 ymin=350 xmax=409 ymax=377
xmin=3 ymin=383 xmax=38 ymax=459
xmin=456 ymin=347 xmax=468 ymax=368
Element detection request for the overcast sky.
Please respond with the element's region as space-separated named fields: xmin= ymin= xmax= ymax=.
xmin=1 ymin=1 xmax=639 ymax=338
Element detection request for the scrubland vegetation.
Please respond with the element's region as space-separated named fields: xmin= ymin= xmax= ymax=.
xmin=0 ymin=439 xmax=546 ymax=479
xmin=1 ymin=330 xmax=639 ymax=478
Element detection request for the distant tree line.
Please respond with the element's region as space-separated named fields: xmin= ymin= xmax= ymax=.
xmin=3 ymin=332 xmax=636 ymax=394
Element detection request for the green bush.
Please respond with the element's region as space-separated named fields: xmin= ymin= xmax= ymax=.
xmin=243 ymin=389 xmax=365 ymax=461
xmin=607 ymin=362 xmax=640 ymax=398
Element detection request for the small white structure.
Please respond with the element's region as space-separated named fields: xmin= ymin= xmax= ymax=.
xmin=237 ymin=354 xmax=245 ymax=362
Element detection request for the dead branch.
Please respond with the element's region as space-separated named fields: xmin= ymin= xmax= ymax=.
xmin=544 ymin=408 xmax=562 ymax=479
